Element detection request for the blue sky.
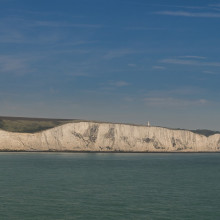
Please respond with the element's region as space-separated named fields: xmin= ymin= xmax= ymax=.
xmin=1 ymin=0 xmax=220 ymax=130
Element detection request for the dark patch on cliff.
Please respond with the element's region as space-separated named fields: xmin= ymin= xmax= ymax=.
xmin=120 ymin=136 xmax=132 ymax=147
xmin=171 ymin=138 xmax=189 ymax=150
xmin=72 ymin=131 xmax=91 ymax=148
xmin=171 ymin=137 xmax=184 ymax=148
xmin=153 ymin=141 xmax=165 ymax=150
xmin=106 ymin=146 xmax=113 ymax=150
xmin=171 ymin=137 xmax=176 ymax=147
xmin=217 ymin=139 xmax=220 ymax=150
xmin=143 ymin=138 xmax=152 ymax=143
xmin=143 ymin=136 xmax=165 ymax=150
xmin=84 ymin=124 xmax=99 ymax=143
xmin=104 ymin=128 xmax=115 ymax=140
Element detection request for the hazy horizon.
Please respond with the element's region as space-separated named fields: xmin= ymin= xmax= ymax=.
xmin=1 ymin=0 xmax=220 ymax=130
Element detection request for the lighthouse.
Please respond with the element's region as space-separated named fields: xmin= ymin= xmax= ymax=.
xmin=147 ymin=121 xmax=150 ymax=127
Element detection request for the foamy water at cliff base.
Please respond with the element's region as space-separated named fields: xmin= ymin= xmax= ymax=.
xmin=0 ymin=153 xmax=220 ymax=219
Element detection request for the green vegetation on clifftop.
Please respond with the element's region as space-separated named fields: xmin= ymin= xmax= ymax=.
xmin=0 ymin=117 xmax=73 ymax=133
xmin=190 ymin=129 xmax=220 ymax=137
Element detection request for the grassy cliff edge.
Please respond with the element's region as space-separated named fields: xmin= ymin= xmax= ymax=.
xmin=0 ymin=116 xmax=74 ymax=133
xmin=0 ymin=116 xmax=219 ymax=137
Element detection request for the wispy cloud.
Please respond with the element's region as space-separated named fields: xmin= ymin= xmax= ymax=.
xmin=109 ymin=81 xmax=130 ymax=87
xmin=146 ymin=87 xmax=204 ymax=97
xmin=211 ymin=8 xmax=220 ymax=12
xmin=124 ymin=97 xmax=134 ymax=102
xmin=0 ymin=16 xmax=102 ymax=45
xmin=179 ymin=55 xmax=206 ymax=59
xmin=152 ymin=65 xmax=166 ymax=70
xmin=104 ymin=49 xmax=140 ymax=60
xmin=144 ymin=97 xmax=207 ymax=106
xmin=155 ymin=11 xmax=220 ymax=18
xmin=161 ymin=59 xmax=199 ymax=65
xmin=128 ymin=63 xmax=136 ymax=67
xmin=169 ymin=6 xmax=207 ymax=10
xmin=160 ymin=58 xmax=220 ymax=67
xmin=66 ymin=72 xmax=91 ymax=77
xmin=124 ymin=26 xmax=165 ymax=31
xmin=1 ymin=16 xmax=102 ymax=29
xmin=209 ymin=4 xmax=220 ymax=8
xmin=99 ymin=81 xmax=131 ymax=91
xmin=203 ymin=70 xmax=218 ymax=75
xmin=143 ymin=87 xmax=209 ymax=107
xmin=127 ymin=2 xmax=207 ymax=10
xmin=0 ymin=55 xmax=32 ymax=75
xmin=31 ymin=21 xmax=102 ymax=28
xmin=0 ymin=30 xmax=25 ymax=43
xmin=11 ymin=9 xmax=85 ymax=19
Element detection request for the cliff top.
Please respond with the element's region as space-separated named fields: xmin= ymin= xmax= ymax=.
xmin=0 ymin=116 xmax=73 ymax=133
xmin=0 ymin=116 xmax=219 ymax=137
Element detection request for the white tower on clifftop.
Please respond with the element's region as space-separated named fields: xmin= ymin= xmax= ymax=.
xmin=147 ymin=121 xmax=150 ymax=127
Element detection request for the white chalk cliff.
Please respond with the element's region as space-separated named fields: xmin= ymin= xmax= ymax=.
xmin=0 ymin=122 xmax=220 ymax=152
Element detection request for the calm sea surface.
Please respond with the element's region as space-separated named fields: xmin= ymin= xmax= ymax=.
xmin=0 ymin=153 xmax=220 ymax=220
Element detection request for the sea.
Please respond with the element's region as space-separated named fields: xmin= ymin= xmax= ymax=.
xmin=0 ymin=152 xmax=220 ymax=220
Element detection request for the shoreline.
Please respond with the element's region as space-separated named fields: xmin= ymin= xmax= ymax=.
xmin=1 ymin=150 xmax=220 ymax=153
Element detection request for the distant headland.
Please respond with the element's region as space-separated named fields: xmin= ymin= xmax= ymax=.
xmin=0 ymin=116 xmax=220 ymax=152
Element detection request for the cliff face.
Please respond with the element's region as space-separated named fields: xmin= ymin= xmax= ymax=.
xmin=0 ymin=122 xmax=220 ymax=152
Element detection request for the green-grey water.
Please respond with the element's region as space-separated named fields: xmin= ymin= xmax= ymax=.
xmin=0 ymin=153 xmax=220 ymax=220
